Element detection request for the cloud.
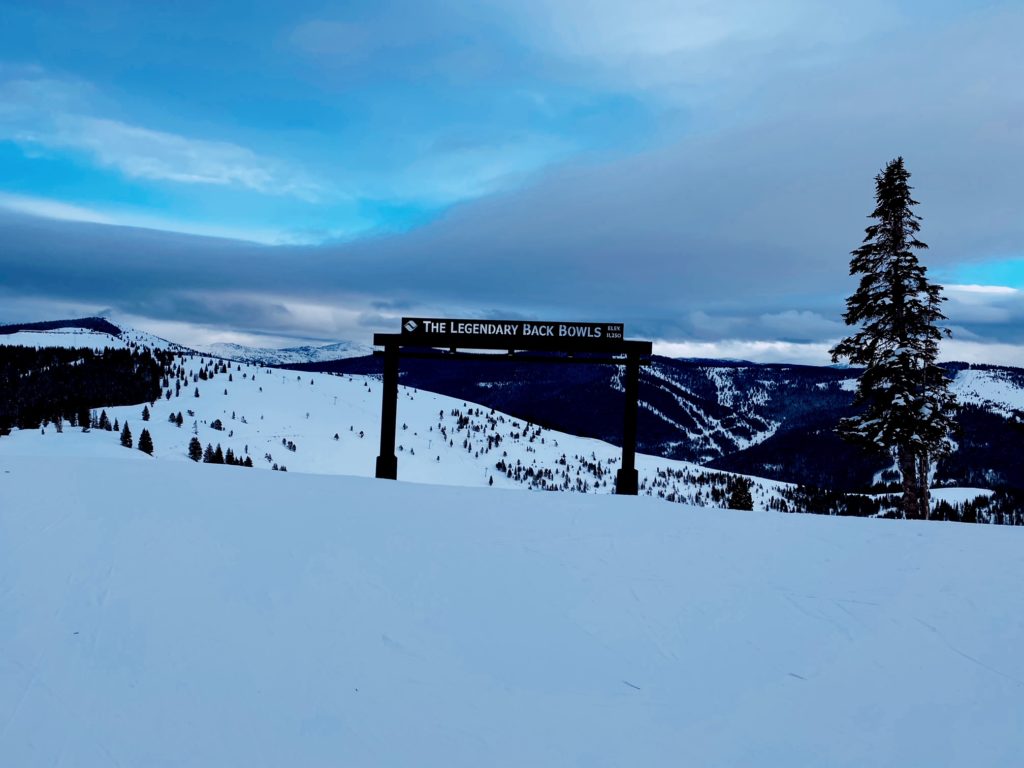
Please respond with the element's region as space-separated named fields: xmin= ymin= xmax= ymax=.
xmin=942 ymin=283 xmax=1024 ymax=329
xmin=2 ymin=3 xmax=1024 ymax=366
xmin=0 ymin=70 xmax=323 ymax=201
xmin=53 ymin=117 xmax=322 ymax=200
xmin=0 ymin=192 xmax=115 ymax=226
xmin=0 ymin=192 xmax=311 ymax=245
xmin=652 ymin=339 xmax=833 ymax=365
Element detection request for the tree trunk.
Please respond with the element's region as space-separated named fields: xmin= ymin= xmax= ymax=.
xmin=917 ymin=451 xmax=931 ymax=521
xmin=899 ymin=449 xmax=920 ymax=520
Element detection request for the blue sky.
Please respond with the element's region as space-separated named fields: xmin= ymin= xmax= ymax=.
xmin=2 ymin=0 xmax=1024 ymax=363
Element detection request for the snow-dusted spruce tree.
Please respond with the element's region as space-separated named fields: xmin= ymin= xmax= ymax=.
xmin=138 ymin=428 xmax=154 ymax=455
xmin=830 ymin=157 xmax=956 ymax=520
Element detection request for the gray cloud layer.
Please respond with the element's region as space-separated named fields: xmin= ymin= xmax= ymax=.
xmin=2 ymin=3 xmax=1023 ymax=359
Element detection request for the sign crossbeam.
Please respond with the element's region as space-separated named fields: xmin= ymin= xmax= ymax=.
xmin=373 ymin=317 xmax=651 ymax=495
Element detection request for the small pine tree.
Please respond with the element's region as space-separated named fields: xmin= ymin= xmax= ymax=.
xmin=194 ymin=387 xmax=200 ymax=398
xmin=138 ymin=428 xmax=154 ymax=455
xmin=120 ymin=422 xmax=133 ymax=449
xmin=831 ymin=157 xmax=956 ymax=520
xmin=99 ymin=410 xmax=111 ymax=431
xmin=727 ymin=478 xmax=754 ymax=511
xmin=142 ymin=405 xmax=150 ymax=421
xmin=176 ymin=412 xmax=184 ymax=427
xmin=203 ymin=444 xmax=215 ymax=463
xmin=213 ymin=444 xmax=225 ymax=464
xmin=188 ymin=436 xmax=203 ymax=462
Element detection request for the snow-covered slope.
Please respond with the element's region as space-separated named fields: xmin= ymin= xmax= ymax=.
xmin=0 ymin=352 xmax=787 ymax=509
xmin=829 ymin=368 xmax=1024 ymax=418
xmin=0 ymin=328 xmax=128 ymax=351
xmin=1 ymin=454 xmax=1022 ymax=767
xmin=949 ymin=367 xmax=1024 ymax=418
xmin=0 ymin=322 xmax=191 ymax=354
xmin=198 ymin=339 xmax=373 ymax=365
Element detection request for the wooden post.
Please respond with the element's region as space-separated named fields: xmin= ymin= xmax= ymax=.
xmin=616 ymin=353 xmax=640 ymax=495
xmin=375 ymin=343 xmax=399 ymax=480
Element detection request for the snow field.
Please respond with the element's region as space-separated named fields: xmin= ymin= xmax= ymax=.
xmin=1 ymin=455 xmax=1023 ymax=766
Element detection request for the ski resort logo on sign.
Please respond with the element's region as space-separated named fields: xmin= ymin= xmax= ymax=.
xmin=400 ymin=317 xmax=625 ymax=341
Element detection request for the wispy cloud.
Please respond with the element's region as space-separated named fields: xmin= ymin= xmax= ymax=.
xmin=0 ymin=192 xmax=115 ymax=225
xmin=49 ymin=116 xmax=323 ymax=200
xmin=0 ymin=192 xmax=310 ymax=244
xmin=0 ymin=69 xmax=323 ymax=201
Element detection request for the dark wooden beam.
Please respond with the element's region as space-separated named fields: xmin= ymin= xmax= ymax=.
xmin=374 ymin=343 xmax=399 ymax=480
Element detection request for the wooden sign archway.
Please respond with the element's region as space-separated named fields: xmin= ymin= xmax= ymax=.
xmin=373 ymin=318 xmax=652 ymax=495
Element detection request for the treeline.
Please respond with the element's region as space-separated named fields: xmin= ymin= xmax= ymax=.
xmin=768 ymin=484 xmax=1024 ymax=525
xmin=932 ymin=490 xmax=1024 ymax=526
xmin=0 ymin=317 xmax=124 ymax=336
xmin=0 ymin=346 xmax=168 ymax=434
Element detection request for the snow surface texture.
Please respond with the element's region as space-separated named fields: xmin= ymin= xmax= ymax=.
xmin=1 ymin=455 xmax=1023 ymax=767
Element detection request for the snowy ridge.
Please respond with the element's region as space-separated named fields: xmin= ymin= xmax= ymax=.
xmin=0 ymin=328 xmax=131 ymax=352
xmin=197 ymin=339 xmax=373 ymax=365
xmin=0 ymin=321 xmax=192 ymax=354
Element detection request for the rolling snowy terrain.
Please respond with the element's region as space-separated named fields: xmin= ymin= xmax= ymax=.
xmin=0 ymin=345 xmax=787 ymax=509
xmin=2 ymin=455 xmax=1023 ymax=766
xmin=3 ymin=316 xmax=1015 ymax=510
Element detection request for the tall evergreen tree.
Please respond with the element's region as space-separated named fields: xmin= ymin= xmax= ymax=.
xmin=138 ymin=428 xmax=154 ymax=455
xmin=188 ymin=436 xmax=203 ymax=462
xmin=120 ymin=421 xmax=133 ymax=449
xmin=830 ymin=157 xmax=956 ymax=520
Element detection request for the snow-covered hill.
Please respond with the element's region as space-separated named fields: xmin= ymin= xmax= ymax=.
xmin=2 ymin=454 xmax=1022 ymax=766
xmin=948 ymin=367 xmax=1024 ymax=419
xmin=0 ymin=316 xmax=370 ymax=363
xmin=197 ymin=339 xmax=373 ymax=365
xmin=0 ymin=318 xmax=191 ymax=354
xmin=0 ymin=350 xmax=787 ymax=509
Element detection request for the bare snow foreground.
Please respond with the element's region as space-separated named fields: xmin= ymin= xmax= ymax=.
xmin=2 ymin=457 xmax=1023 ymax=767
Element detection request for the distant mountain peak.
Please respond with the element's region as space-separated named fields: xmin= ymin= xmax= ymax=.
xmin=196 ymin=339 xmax=373 ymax=365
